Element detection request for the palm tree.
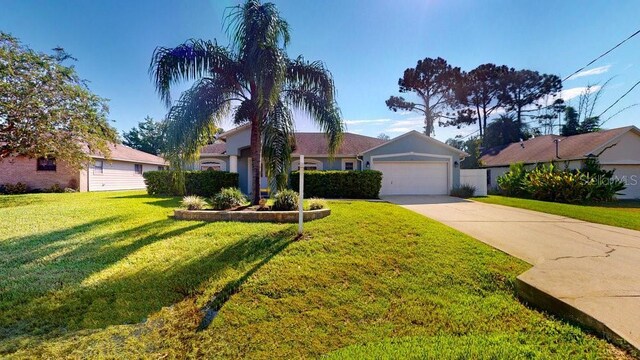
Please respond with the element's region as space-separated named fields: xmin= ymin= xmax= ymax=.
xmin=150 ymin=0 xmax=343 ymax=204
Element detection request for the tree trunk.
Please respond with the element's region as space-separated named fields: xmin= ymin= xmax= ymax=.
xmin=250 ymin=118 xmax=262 ymax=205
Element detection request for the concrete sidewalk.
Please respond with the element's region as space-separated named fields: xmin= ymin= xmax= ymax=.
xmin=385 ymin=195 xmax=640 ymax=351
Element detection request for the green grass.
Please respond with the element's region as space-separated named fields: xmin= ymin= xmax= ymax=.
xmin=0 ymin=192 xmax=625 ymax=358
xmin=474 ymin=195 xmax=640 ymax=231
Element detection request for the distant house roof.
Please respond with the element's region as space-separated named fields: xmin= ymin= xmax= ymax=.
xmin=201 ymin=132 xmax=388 ymax=156
xmin=201 ymin=141 xmax=227 ymax=155
xmin=480 ymin=126 xmax=638 ymax=167
xmin=293 ymin=132 xmax=387 ymax=156
xmin=91 ymin=143 xmax=167 ymax=165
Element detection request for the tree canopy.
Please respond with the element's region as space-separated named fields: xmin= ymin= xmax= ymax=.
xmin=386 ymin=57 xmax=459 ymax=136
xmin=0 ymin=32 xmax=118 ymax=168
xmin=122 ymin=116 xmax=166 ymax=155
xmin=150 ymin=0 xmax=343 ymax=203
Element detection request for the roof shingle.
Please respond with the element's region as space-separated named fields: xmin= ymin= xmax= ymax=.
xmin=91 ymin=143 xmax=167 ymax=165
xmin=200 ymin=132 xmax=387 ymax=156
xmin=480 ymin=126 xmax=634 ymax=167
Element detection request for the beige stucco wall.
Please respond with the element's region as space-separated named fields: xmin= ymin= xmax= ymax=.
xmin=599 ymin=131 xmax=640 ymax=165
xmin=0 ymin=156 xmax=80 ymax=190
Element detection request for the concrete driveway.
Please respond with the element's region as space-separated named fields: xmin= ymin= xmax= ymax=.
xmin=385 ymin=195 xmax=640 ymax=351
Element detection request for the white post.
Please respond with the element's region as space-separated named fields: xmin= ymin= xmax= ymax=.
xmin=298 ymin=155 xmax=304 ymax=236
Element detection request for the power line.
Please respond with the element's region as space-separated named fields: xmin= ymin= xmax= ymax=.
xmin=598 ymin=80 xmax=640 ymax=124
xmin=452 ymin=28 xmax=640 ymax=138
xmin=563 ymin=28 xmax=640 ymax=81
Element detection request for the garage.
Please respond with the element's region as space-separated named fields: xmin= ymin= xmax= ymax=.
xmin=374 ymin=161 xmax=449 ymax=195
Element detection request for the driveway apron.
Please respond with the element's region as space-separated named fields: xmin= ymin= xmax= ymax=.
xmin=385 ymin=195 xmax=640 ymax=351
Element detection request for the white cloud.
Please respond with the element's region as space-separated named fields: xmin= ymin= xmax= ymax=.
xmin=391 ymin=118 xmax=424 ymax=127
xmin=567 ymin=65 xmax=611 ymax=80
xmin=386 ymin=127 xmax=415 ymax=133
xmin=555 ymin=86 xmax=601 ymax=102
xmin=344 ymin=118 xmax=391 ymax=125
xmin=384 ymin=117 xmax=424 ymax=133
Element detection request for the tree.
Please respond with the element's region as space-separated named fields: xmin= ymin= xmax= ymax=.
xmin=561 ymin=106 xmax=580 ymax=136
xmin=386 ymin=57 xmax=459 ymax=136
xmin=499 ymin=69 xmax=562 ymax=126
xmin=448 ymin=64 xmax=509 ymax=138
xmin=0 ymin=33 xmax=118 ymax=168
xmin=122 ymin=116 xmax=166 ymax=155
xmin=377 ymin=133 xmax=390 ymax=140
xmin=483 ymin=114 xmax=532 ymax=149
xmin=150 ymin=0 xmax=343 ymax=204
xmin=446 ymin=136 xmax=481 ymax=168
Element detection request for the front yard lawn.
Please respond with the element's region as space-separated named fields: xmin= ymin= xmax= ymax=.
xmin=474 ymin=195 xmax=640 ymax=231
xmin=0 ymin=192 xmax=626 ymax=358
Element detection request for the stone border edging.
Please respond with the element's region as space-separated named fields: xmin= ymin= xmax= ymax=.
xmin=174 ymin=208 xmax=330 ymax=223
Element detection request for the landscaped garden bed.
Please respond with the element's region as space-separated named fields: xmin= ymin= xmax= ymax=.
xmin=174 ymin=207 xmax=330 ymax=223
xmin=174 ymin=188 xmax=331 ymax=223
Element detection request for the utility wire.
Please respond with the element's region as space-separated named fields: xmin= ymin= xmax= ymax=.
xmin=455 ymin=28 xmax=640 ymax=139
xmin=598 ymin=80 xmax=640 ymax=124
xmin=563 ymin=28 xmax=640 ymax=81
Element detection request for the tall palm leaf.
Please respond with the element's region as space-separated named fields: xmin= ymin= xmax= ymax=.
xmin=150 ymin=0 xmax=343 ymax=204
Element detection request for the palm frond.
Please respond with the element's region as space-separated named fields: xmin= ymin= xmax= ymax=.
xmin=233 ymin=99 xmax=256 ymax=125
xmin=149 ymin=39 xmax=235 ymax=107
xmin=261 ymin=100 xmax=295 ymax=190
xmin=284 ymin=89 xmax=344 ymax=156
xmin=163 ymin=77 xmax=234 ymax=160
xmin=225 ymin=0 xmax=289 ymax=110
xmin=286 ymin=57 xmax=336 ymax=103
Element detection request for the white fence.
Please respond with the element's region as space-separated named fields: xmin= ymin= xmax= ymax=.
xmin=460 ymin=169 xmax=487 ymax=196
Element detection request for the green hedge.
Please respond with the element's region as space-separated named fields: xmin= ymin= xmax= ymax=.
xmin=290 ymin=170 xmax=382 ymax=199
xmin=143 ymin=170 xmax=239 ymax=197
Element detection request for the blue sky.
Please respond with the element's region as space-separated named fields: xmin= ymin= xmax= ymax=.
xmin=2 ymin=0 xmax=640 ymax=142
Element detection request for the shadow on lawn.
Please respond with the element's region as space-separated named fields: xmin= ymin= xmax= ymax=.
xmin=0 ymin=216 xmax=296 ymax=344
xmin=107 ymin=193 xmax=180 ymax=208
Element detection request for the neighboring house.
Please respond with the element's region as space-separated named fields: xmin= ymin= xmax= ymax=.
xmin=0 ymin=143 xmax=166 ymax=192
xmin=196 ymin=125 xmax=468 ymax=196
xmin=480 ymin=125 xmax=640 ymax=199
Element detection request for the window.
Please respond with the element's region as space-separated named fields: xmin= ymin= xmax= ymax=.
xmin=201 ymin=164 xmax=221 ymax=171
xmin=343 ymin=161 xmax=355 ymax=170
xmin=157 ymin=166 xmax=165 ymax=171
xmin=36 ymin=157 xmax=56 ymax=171
xmin=134 ymin=164 xmax=143 ymax=174
xmin=342 ymin=159 xmax=357 ymax=171
xmin=93 ymin=160 xmax=104 ymax=174
xmin=200 ymin=160 xmax=226 ymax=171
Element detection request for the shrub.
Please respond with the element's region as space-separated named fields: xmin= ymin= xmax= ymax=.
xmin=307 ymin=197 xmax=327 ymax=210
xmin=3 ymin=182 xmax=28 ymax=195
xmin=496 ymin=160 xmax=626 ymax=203
xmin=181 ymin=195 xmax=208 ymax=210
xmin=44 ymin=183 xmax=64 ymax=193
xmin=497 ymin=163 xmax=527 ymax=197
xmin=290 ymin=170 xmax=382 ymax=199
xmin=144 ymin=170 xmax=239 ymax=197
xmin=185 ymin=171 xmax=239 ymax=197
xmin=450 ymin=184 xmax=476 ymax=198
xmin=272 ymin=189 xmax=299 ymax=211
xmin=64 ymin=188 xmax=77 ymax=193
xmin=211 ymin=187 xmax=248 ymax=210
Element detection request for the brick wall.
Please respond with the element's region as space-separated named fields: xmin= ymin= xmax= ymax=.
xmin=0 ymin=156 xmax=80 ymax=191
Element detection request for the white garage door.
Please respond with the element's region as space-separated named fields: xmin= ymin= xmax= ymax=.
xmin=374 ymin=161 xmax=449 ymax=196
